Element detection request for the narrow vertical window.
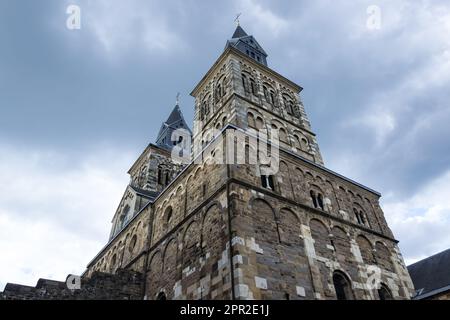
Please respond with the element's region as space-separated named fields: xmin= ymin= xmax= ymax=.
xmin=250 ymin=79 xmax=257 ymax=96
xmin=310 ymin=191 xmax=318 ymax=208
xmin=333 ymin=271 xmax=353 ymax=300
xmin=242 ymin=74 xmax=247 ymax=92
xmin=317 ymin=194 xmax=324 ymax=210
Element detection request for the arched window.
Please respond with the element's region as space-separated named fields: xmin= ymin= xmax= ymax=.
xmin=310 ymin=190 xmax=318 ymax=208
xmin=156 ymin=292 xmax=167 ymax=300
xmin=215 ymin=84 xmax=221 ymax=102
xmin=354 ymin=208 xmax=362 ymax=224
xmin=270 ymin=91 xmax=275 ymax=105
xmin=263 ymin=86 xmax=269 ymax=102
xmin=247 ymin=113 xmax=256 ymax=128
xmin=165 ymin=206 xmax=173 ymax=225
xmin=242 ymin=74 xmax=248 ymax=92
xmin=222 ymin=77 xmax=226 ymax=96
xmin=250 ymin=78 xmax=257 ymax=96
xmin=302 ymin=137 xmax=309 ymax=149
xmin=293 ymin=134 xmax=301 ymax=148
xmin=333 ymin=271 xmax=353 ymax=300
xmin=353 ymin=208 xmax=367 ymax=226
xmin=128 ymin=235 xmax=137 ymax=253
xmin=279 ymin=127 xmax=288 ymax=143
xmin=378 ymin=284 xmax=393 ymax=300
xmin=111 ymin=254 xmax=117 ymax=270
xmin=317 ymin=193 xmax=324 ymax=210
xmin=157 ymin=167 xmax=163 ymax=185
xmin=261 ymin=174 xmax=275 ymax=190
xmin=256 ymin=117 xmax=264 ymax=130
xmin=359 ymin=210 xmax=366 ymax=225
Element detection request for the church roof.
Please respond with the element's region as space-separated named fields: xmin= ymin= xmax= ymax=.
xmin=408 ymin=248 xmax=450 ymax=299
xmin=225 ymin=25 xmax=268 ymax=66
xmin=232 ymin=25 xmax=248 ymax=38
xmin=156 ymin=103 xmax=191 ymax=151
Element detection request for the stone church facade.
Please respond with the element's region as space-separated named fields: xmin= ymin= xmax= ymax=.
xmin=1 ymin=26 xmax=415 ymax=300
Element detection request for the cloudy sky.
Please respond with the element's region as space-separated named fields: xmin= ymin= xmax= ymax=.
xmin=1 ymin=0 xmax=450 ymax=290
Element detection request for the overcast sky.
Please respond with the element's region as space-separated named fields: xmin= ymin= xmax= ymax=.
xmin=1 ymin=0 xmax=450 ymax=290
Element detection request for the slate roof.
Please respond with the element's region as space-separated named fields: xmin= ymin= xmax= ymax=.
xmin=155 ymin=104 xmax=191 ymax=151
xmin=407 ymin=248 xmax=450 ymax=299
xmin=225 ymin=25 xmax=268 ymax=66
xmin=232 ymin=25 xmax=248 ymax=38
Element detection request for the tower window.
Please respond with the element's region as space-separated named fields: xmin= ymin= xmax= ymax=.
xmin=261 ymin=175 xmax=275 ymax=190
xmin=242 ymin=74 xmax=248 ymax=92
xmin=157 ymin=168 xmax=163 ymax=184
xmin=354 ymin=208 xmax=367 ymax=226
xmin=128 ymin=235 xmax=137 ymax=253
xmin=333 ymin=271 xmax=353 ymax=300
xmin=215 ymin=84 xmax=221 ymax=102
xmin=165 ymin=206 xmax=173 ymax=225
xmin=263 ymin=86 xmax=269 ymax=102
xmin=310 ymin=191 xmax=318 ymax=208
xmin=250 ymin=78 xmax=257 ymax=96
xmin=317 ymin=193 xmax=324 ymax=210
xmin=310 ymin=190 xmax=325 ymax=210
xmin=270 ymin=91 xmax=275 ymax=105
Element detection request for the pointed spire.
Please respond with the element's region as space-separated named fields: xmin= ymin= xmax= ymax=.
xmin=155 ymin=98 xmax=191 ymax=151
xmin=225 ymin=25 xmax=268 ymax=66
xmin=232 ymin=25 xmax=248 ymax=39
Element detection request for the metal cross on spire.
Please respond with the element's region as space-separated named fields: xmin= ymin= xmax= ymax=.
xmin=176 ymin=92 xmax=180 ymax=106
xmin=234 ymin=13 xmax=241 ymax=26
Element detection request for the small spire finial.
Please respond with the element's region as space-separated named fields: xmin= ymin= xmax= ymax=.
xmin=234 ymin=13 xmax=241 ymax=26
xmin=176 ymin=92 xmax=180 ymax=106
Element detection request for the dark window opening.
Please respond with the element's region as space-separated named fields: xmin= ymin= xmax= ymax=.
xmin=378 ymin=285 xmax=393 ymax=300
xmin=157 ymin=168 xmax=162 ymax=185
xmin=250 ymin=79 xmax=257 ymax=96
xmin=156 ymin=292 xmax=167 ymax=300
xmin=261 ymin=175 xmax=274 ymax=190
xmin=242 ymin=74 xmax=248 ymax=92
xmin=310 ymin=191 xmax=318 ymax=208
xmin=333 ymin=272 xmax=353 ymax=300
xmin=317 ymin=194 xmax=324 ymax=210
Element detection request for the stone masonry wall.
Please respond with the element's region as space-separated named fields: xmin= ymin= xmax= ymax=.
xmin=0 ymin=269 xmax=143 ymax=300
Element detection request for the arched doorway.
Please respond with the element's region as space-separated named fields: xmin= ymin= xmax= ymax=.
xmin=332 ymin=271 xmax=354 ymax=300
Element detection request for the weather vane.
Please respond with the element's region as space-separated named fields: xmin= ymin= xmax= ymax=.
xmin=176 ymin=92 xmax=180 ymax=105
xmin=234 ymin=13 xmax=241 ymax=26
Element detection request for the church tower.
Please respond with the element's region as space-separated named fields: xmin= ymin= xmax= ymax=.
xmin=191 ymin=25 xmax=323 ymax=165
xmin=81 ymin=25 xmax=415 ymax=301
xmin=0 ymin=24 xmax=416 ymax=301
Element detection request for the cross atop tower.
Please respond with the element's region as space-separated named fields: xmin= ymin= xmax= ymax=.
xmin=234 ymin=13 xmax=241 ymax=26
